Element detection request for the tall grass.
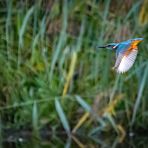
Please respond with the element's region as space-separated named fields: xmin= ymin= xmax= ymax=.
xmin=0 ymin=0 xmax=148 ymax=144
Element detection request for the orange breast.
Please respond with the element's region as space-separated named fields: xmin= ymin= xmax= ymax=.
xmin=124 ymin=45 xmax=138 ymax=56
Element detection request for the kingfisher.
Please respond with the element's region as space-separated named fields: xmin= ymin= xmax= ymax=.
xmin=97 ymin=38 xmax=143 ymax=73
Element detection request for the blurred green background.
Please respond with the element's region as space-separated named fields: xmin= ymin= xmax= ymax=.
xmin=0 ymin=0 xmax=148 ymax=144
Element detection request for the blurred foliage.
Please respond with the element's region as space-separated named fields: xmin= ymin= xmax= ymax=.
xmin=0 ymin=0 xmax=148 ymax=144
xmin=139 ymin=0 xmax=148 ymax=25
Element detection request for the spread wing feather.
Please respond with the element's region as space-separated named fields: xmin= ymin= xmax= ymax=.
xmin=115 ymin=49 xmax=138 ymax=73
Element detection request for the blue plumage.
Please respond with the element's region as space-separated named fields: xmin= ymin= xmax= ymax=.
xmin=97 ymin=38 xmax=143 ymax=73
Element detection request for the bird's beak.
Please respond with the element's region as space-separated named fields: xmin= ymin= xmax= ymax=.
xmin=96 ymin=45 xmax=108 ymax=48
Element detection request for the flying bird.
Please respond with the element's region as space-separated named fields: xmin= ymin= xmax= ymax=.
xmin=97 ymin=38 xmax=143 ymax=73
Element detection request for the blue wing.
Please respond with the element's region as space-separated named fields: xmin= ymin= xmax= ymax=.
xmin=116 ymin=41 xmax=131 ymax=57
xmin=113 ymin=41 xmax=132 ymax=70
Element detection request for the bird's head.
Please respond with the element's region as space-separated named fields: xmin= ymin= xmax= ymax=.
xmin=97 ymin=43 xmax=118 ymax=50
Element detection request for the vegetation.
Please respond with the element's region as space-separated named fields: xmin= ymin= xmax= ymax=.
xmin=0 ymin=0 xmax=148 ymax=146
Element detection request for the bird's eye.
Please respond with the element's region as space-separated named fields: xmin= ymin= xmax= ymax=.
xmin=107 ymin=44 xmax=118 ymax=49
xmin=108 ymin=45 xmax=114 ymax=48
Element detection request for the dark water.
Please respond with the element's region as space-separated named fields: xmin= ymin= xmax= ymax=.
xmin=2 ymin=133 xmax=148 ymax=148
